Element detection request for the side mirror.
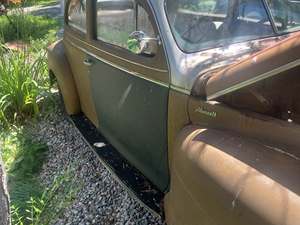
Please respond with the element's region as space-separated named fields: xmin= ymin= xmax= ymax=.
xmin=128 ymin=31 xmax=159 ymax=56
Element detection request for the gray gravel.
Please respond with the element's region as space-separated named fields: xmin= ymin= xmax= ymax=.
xmin=33 ymin=101 xmax=165 ymax=225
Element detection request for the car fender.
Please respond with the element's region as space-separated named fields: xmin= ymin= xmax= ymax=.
xmin=48 ymin=40 xmax=80 ymax=115
xmin=165 ymin=125 xmax=300 ymax=225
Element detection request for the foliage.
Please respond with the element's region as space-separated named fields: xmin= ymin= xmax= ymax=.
xmin=181 ymin=0 xmax=216 ymax=12
xmin=0 ymin=44 xmax=51 ymax=127
xmin=2 ymin=0 xmax=58 ymax=8
xmin=0 ymin=2 xmax=59 ymax=127
xmin=127 ymin=38 xmax=140 ymax=54
xmin=1 ymin=129 xmax=47 ymax=223
xmin=11 ymin=167 xmax=80 ymax=225
xmin=1 ymin=130 xmax=81 ymax=225
xmin=0 ymin=13 xmax=59 ymax=43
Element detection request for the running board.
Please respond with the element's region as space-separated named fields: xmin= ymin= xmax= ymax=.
xmin=70 ymin=114 xmax=164 ymax=216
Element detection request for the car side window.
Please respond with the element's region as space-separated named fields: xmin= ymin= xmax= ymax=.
xmin=96 ymin=1 xmax=157 ymax=55
xmin=68 ymin=0 xmax=87 ymax=33
xmin=96 ymin=0 xmax=136 ymax=48
xmin=137 ymin=5 xmax=155 ymax=39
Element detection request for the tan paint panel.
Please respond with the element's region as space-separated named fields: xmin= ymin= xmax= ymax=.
xmin=64 ymin=40 xmax=99 ymax=127
xmin=189 ymin=97 xmax=300 ymax=153
xmin=166 ymin=125 xmax=300 ymax=225
xmin=167 ymin=90 xmax=190 ymax=164
xmin=48 ymin=40 xmax=81 ymax=115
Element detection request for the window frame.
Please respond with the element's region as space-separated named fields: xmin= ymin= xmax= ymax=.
xmin=65 ymin=0 xmax=88 ymax=37
xmin=164 ymin=0 xmax=280 ymax=54
xmin=92 ymin=0 xmax=159 ymax=58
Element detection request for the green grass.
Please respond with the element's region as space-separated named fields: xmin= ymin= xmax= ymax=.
xmin=1 ymin=129 xmax=47 ymax=224
xmin=0 ymin=3 xmax=74 ymax=225
xmin=23 ymin=0 xmax=58 ymax=7
xmin=0 ymin=12 xmax=59 ymax=127
xmin=0 ymin=3 xmax=80 ymax=224
xmin=1 ymin=129 xmax=81 ymax=225
xmin=0 ymin=14 xmax=60 ymax=43
xmin=5 ymin=0 xmax=58 ymax=8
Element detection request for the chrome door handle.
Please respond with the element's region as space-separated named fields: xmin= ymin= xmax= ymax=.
xmin=83 ymin=59 xmax=93 ymax=67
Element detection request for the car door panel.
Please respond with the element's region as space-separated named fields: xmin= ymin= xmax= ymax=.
xmin=86 ymin=0 xmax=170 ymax=192
xmin=89 ymin=57 xmax=169 ymax=191
xmin=64 ymin=40 xmax=99 ymax=127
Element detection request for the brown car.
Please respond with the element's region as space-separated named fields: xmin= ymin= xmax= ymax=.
xmin=48 ymin=0 xmax=300 ymax=224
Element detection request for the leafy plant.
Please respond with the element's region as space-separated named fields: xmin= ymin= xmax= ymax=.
xmin=0 ymin=45 xmax=50 ymax=127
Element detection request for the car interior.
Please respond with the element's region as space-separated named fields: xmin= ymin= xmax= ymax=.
xmin=167 ymin=0 xmax=275 ymax=51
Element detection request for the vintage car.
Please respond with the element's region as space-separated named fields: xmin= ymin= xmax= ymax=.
xmin=48 ymin=0 xmax=300 ymax=224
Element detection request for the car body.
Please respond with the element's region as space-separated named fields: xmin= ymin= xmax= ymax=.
xmin=48 ymin=0 xmax=300 ymax=224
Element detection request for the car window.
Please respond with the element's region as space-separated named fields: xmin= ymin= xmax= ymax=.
xmin=96 ymin=0 xmax=136 ymax=48
xmin=165 ymin=0 xmax=274 ymax=53
xmin=137 ymin=5 xmax=155 ymax=38
xmin=96 ymin=1 xmax=156 ymax=54
xmin=68 ymin=0 xmax=87 ymax=33
xmin=266 ymin=0 xmax=300 ymax=33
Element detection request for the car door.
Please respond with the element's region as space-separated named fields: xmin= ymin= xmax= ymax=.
xmin=63 ymin=0 xmax=99 ymax=126
xmin=85 ymin=0 xmax=170 ymax=191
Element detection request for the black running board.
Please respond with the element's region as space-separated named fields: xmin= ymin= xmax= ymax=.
xmin=70 ymin=114 xmax=164 ymax=216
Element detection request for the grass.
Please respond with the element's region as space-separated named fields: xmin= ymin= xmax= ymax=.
xmin=0 ymin=14 xmax=60 ymax=43
xmin=1 ymin=129 xmax=81 ymax=225
xmin=0 ymin=6 xmax=59 ymax=128
xmin=0 ymin=2 xmax=74 ymax=225
xmin=3 ymin=0 xmax=58 ymax=8
xmin=1 ymin=128 xmax=47 ymax=224
xmin=23 ymin=0 xmax=58 ymax=7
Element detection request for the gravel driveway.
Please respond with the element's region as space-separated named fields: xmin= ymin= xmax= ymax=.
xmin=33 ymin=101 xmax=165 ymax=225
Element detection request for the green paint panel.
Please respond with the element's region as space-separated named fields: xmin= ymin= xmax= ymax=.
xmin=90 ymin=58 xmax=169 ymax=191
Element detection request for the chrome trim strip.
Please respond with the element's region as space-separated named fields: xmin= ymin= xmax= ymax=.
xmin=68 ymin=41 xmax=169 ymax=88
xmin=170 ymin=85 xmax=191 ymax=95
xmin=207 ymin=58 xmax=300 ymax=100
xmin=65 ymin=33 xmax=169 ymax=73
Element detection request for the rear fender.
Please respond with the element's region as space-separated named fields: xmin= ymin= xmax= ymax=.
xmin=48 ymin=40 xmax=80 ymax=115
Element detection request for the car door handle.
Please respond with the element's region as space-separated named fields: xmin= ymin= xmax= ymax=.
xmin=83 ymin=59 xmax=93 ymax=67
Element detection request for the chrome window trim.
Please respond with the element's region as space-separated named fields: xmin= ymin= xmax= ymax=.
xmin=66 ymin=32 xmax=168 ymax=74
xmin=68 ymin=40 xmax=169 ymax=88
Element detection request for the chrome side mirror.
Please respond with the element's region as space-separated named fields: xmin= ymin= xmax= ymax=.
xmin=128 ymin=31 xmax=160 ymax=56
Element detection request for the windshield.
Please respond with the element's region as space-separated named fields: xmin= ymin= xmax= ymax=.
xmin=165 ymin=0 xmax=300 ymax=53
